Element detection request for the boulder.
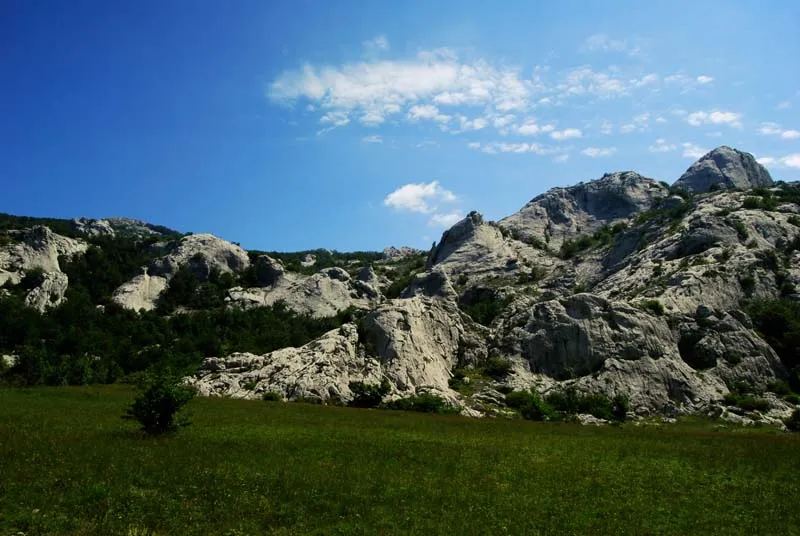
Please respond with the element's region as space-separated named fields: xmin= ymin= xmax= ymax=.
xmin=0 ymin=226 xmax=87 ymax=276
xmin=672 ymin=146 xmax=772 ymax=193
xmin=24 ymin=271 xmax=69 ymax=312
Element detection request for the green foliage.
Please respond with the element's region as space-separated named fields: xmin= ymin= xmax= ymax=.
xmin=559 ymin=223 xmax=628 ymax=260
xmin=382 ymin=253 xmax=426 ymax=299
xmin=19 ymin=267 xmax=45 ymax=292
xmin=262 ymin=391 xmax=283 ymax=402
xmin=634 ymin=199 xmax=692 ymax=228
xmin=545 ymin=388 xmax=625 ymax=421
xmin=0 ymin=212 xmax=79 ymax=238
xmin=382 ymin=392 xmax=459 ymax=414
xmin=483 ymin=357 xmax=513 ymax=380
xmin=156 ymin=265 xmax=236 ymax=313
xmin=784 ymin=409 xmax=800 ymax=432
xmin=789 ymin=366 xmax=800 ymax=394
xmin=640 ymin=299 xmax=665 ymax=316
xmin=505 ymin=389 xmax=554 ymax=421
xmin=123 ymin=372 xmax=195 ymax=435
xmin=61 ymin=236 xmax=169 ymax=305
xmin=0 ymin=289 xmax=351 ymax=387
xmin=722 ymin=393 xmax=771 ymax=412
xmin=517 ymin=265 xmax=548 ymax=285
xmin=729 ymin=218 xmax=749 ymax=241
xmin=739 ymin=273 xmax=756 ymax=294
xmin=742 ymin=195 xmax=778 ymax=211
xmin=348 ymin=379 xmax=391 ymax=408
xmin=745 ymin=299 xmax=800 ymax=370
xmin=611 ymin=394 xmax=630 ymax=422
xmin=460 ymin=293 xmax=511 ymax=326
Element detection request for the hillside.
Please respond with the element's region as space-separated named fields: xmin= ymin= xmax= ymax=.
xmin=1 ymin=146 xmax=799 ymax=423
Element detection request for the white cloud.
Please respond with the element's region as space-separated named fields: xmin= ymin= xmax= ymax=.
xmin=492 ymin=114 xmax=516 ymax=130
xmin=383 ymin=181 xmax=457 ymax=214
xmin=633 ymin=73 xmax=659 ymax=87
xmin=471 ymin=141 xmax=565 ymax=155
xmin=649 ymin=138 xmax=676 ymax=153
xmin=553 ymin=154 xmax=569 ymax=163
xmin=664 ymin=73 xmax=714 ymax=92
xmin=620 ymin=124 xmax=636 ymax=134
xmin=685 ymin=110 xmax=742 ymax=128
xmin=452 ymin=114 xmax=488 ymax=132
xmin=655 ymin=116 xmax=667 ymax=123
xmin=581 ymin=146 xmax=616 ymax=157
xmin=776 ymin=101 xmax=791 ymax=110
xmin=758 ymin=122 xmax=800 ymax=139
xmin=758 ymin=154 xmax=800 ymax=169
xmin=517 ymin=118 xmax=554 ymax=136
xmin=428 ymin=211 xmax=463 ymax=228
xmin=319 ymin=111 xmax=350 ymax=126
xmin=362 ymin=135 xmax=383 ymax=143
xmin=599 ymin=120 xmax=613 ymax=135
xmin=696 ymin=75 xmax=714 ymax=84
xmin=681 ymin=142 xmax=708 ymax=159
xmin=582 ymin=34 xmax=627 ymax=53
xmin=408 ymin=104 xmax=450 ymax=123
xmin=557 ymin=66 xmax=628 ymax=98
xmin=550 ymin=128 xmax=582 ymax=140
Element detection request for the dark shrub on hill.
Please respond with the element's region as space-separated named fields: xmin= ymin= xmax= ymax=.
xmin=348 ymin=379 xmax=391 ymax=408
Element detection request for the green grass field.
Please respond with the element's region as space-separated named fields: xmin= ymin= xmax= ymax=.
xmin=1 ymin=387 xmax=798 ymax=535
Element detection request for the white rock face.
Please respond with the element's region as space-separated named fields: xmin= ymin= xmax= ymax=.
xmin=190 ymin=297 xmax=474 ymax=404
xmin=71 ymin=217 xmax=173 ymax=239
xmin=24 ymin=271 xmax=69 ymax=312
xmin=0 ymin=226 xmax=87 ymax=282
xmin=112 ymin=233 xmax=250 ymax=311
xmin=500 ymin=171 xmax=668 ymax=249
xmin=226 ymin=266 xmax=378 ymax=318
xmin=189 ymin=324 xmax=382 ymax=402
xmin=495 ymin=294 xmax=785 ymax=410
xmin=111 ymin=272 xmax=170 ymax=312
xmin=71 ymin=218 xmax=116 ymax=237
xmin=672 ymin=146 xmax=772 ymax=193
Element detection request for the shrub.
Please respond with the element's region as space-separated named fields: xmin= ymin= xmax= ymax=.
xmin=784 ymin=409 xmax=800 ymax=432
xmin=545 ymin=388 xmax=624 ymax=421
xmin=506 ymin=390 xmax=554 ymax=421
xmin=383 ymin=393 xmax=459 ymax=414
xmin=483 ymin=357 xmax=513 ymax=380
xmin=730 ymin=219 xmax=749 ymax=241
xmin=123 ymin=372 xmax=195 ymax=435
xmin=611 ymin=394 xmax=630 ymax=422
xmin=348 ymin=379 xmax=391 ymax=408
xmin=722 ymin=392 xmax=771 ymax=412
xmin=640 ymin=299 xmax=665 ymax=316
xmin=505 ymin=390 xmax=536 ymax=409
xmin=262 ymin=391 xmax=282 ymax=402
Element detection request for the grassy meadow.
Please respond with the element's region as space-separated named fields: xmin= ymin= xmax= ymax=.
xmin=1 ymin=386 xmax=799 ymax=535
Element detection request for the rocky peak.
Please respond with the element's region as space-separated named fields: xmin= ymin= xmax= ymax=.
xmin=426 ymin=211 xmax=484 ymax=268
xmin=672 ymin=146 xmax=772 ymax=193
xmin=499 ymin=171 xmax=667 ymax=248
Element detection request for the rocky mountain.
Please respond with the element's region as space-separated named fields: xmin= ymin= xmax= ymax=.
xmin=1 ymin=146 xmax=798 ymax=424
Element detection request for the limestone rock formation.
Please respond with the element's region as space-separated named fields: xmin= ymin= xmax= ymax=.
xmin=24 ymin=271 xmax=69 ymax=312
xmin=672 ymin=146 xmax=772 ymax=193
xmin=500 ymin=171 xmax=668 ymax=249
xmin=226 ymin=266 xmax=377 ymax=318
xmin=190 ymin=296 xmax=480 ymax=405
xmin=112 ymin=233 xmax=250 ymax=311
xmin=0 ymin=226 xmax=87 ymax=286
xmin=71 ymin=217 xmax=175 ymax=239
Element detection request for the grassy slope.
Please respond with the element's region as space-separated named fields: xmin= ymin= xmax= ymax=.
xmin=1 ymin=387 xmax=798 ymax=535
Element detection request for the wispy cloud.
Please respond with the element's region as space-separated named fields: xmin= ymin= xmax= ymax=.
xmin=581 ymin=146 xmax=616 ymax=157
xmin=681 ymin=142 xmax=708 ymax=159
xmin=363 ymin=35 xmax=389 ymax=53
xmin=685 ymin=110 xmax=742 ymax=129
xmin=757 ymin=154 xmax=800 ymax=169
xmin=649 ymin=138 xmax=676 ymax=153
xmin=469 ymin=141 xmax=566 ymax=155
xmin=550 ymin=128 xmax=582 ymax=140
xmin=362 ymin=135 xmax=383 ymax=143
xmin=758 ymin=122 xmax=800 ymax=140
xmin=383 ymin=181 xmax=457 ymax=214
xmin=581 ymin=34 xmax=628 ymax=53
xmin=776 ymin=101 xmax=791 ymax=110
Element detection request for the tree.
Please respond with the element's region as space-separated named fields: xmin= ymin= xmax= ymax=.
xmin=123 ymin=372 xmax=195 ymax=435
xmin=348 ymin=379 xmax=391 ymax=408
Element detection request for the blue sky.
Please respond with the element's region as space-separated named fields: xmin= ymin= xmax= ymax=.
xmin=2 ymin=1 xmax=799 ymax=251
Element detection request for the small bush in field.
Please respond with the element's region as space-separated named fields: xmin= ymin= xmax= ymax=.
xmin=123 ymin=372 xmax=195 ymax=435
xmin=262 ymin=391 xmax=283 ymax=402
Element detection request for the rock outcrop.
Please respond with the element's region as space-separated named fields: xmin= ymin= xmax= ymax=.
xmin=672 ymin=146 xmax=772 ymax=193
xmin=71 ymin=217 xmax=176 ymax=239
xmin=500 ymin=171 xmax=668 ymax=249
xmin=112 ymin=233 xmax=250 ymax=311
xmin=226 ymin=266 xmax=378 ymax=318
xmin=0 ymin=226 xmax=87 ymax=284
xmin=190 ymin=296 xmax=482 ymax=404
xmin=24 ymin=271 xmax=69 ymax=312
